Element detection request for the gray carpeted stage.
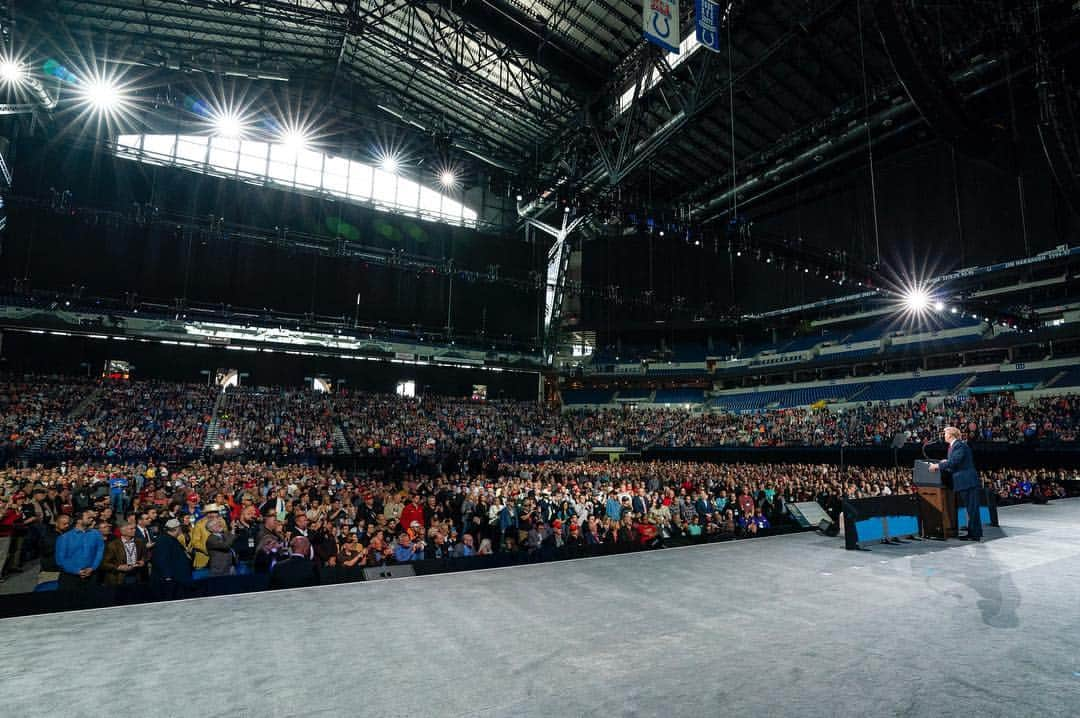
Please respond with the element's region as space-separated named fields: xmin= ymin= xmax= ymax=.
xmin=3 ymin=500 xmax=1079 ymax=718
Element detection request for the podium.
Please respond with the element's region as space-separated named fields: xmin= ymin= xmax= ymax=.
xmin=912 ymin=460 xmax=955 ymax=539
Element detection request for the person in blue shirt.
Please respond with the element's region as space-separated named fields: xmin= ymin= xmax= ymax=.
xmin=109 ymin=474 xmax=130 ymax=515
xmin=54 ymin=509 xmax=105 ymax=592
xmin=605 ymin=492 xmax=622 ymax=521
xmin=452 ymin=533 xmax=475 ymax=558
xmin=393 ymin=533 xmax=425 ymax=562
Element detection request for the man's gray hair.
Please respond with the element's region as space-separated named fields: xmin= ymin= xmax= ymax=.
xmin=944 ymin=426 xmax=961 ymax=439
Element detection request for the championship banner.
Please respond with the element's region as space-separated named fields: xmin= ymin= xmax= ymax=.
xmin=695 ymin=0 xmax=723 ymax=52
xmin=644 ymin=0 xmax=680 ymax=54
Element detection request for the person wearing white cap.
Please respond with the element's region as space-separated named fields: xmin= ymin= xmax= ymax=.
xmin=189 ymin=503 xmax=224 ymax=572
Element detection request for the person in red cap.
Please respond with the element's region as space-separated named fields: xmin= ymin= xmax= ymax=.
xmin=183 ymin=493 xmax=202 ymax=522
xmin=565 ymin=521 xmax=585 ymax=552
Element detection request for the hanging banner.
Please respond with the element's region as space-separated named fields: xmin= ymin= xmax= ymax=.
xmin=695 ymin=0 xmax=723 ymax=52
xmin=644 ymin=0 xmax=681 ymax=54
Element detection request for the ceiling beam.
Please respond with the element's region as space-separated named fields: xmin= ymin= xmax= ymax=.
xmin=424 ymin=0 xmax=607 ymax=95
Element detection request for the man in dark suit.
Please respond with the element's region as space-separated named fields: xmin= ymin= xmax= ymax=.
xmin=152 ymin=519 xmax=193 ymax=597
xmin=929 ymin=426 xmax=983 ymax=542
xmin=269 ymin=536 xmax=320 ymax=589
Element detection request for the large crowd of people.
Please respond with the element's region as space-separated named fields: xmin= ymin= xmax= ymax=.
xmin=0 ymin=373 xmax=1076 ymax=595
xmin=1 ymin=457 xmax=1074 ymax=589
xmin=656 ymin=393 xmax=1080 ymax=448
xmin=0 ymin=379 xmax=91 ymax=459
xmin=216 ymin=386 xmax=338 ymax=460
xmin=2 ymin=374 xmax=1077 ymax=464
xmin=40 ymin=381 xmax=215 ymax=461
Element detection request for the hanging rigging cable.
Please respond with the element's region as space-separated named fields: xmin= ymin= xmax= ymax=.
xmin=856 ymin=0 xmax=882 ymax=267
xmin=727 ymin=19 xmax=738 ymax=220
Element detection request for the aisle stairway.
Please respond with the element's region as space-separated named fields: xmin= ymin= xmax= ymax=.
xmin=202 ymin=389 xmax=227 ymax=453
xmin=24 ymin=386 xmax=101 ymax=461
xmin=332 ymin=422 xmax=351 ymax=456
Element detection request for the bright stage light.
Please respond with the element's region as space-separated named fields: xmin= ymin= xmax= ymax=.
xmin=376 ymin=149 xmax=400 ymax=174
xmin=280 ymin=127 xmax=310 ymax=151
xmin=934 ymin=300 xmax=945 ymax=312
xmin=213 ymin=110 xmax=246 ymax=138
xmin=903 ymin=287 xmax=931 ymax=313
xmin=439 ymin=169 xmax=458 ymax=189
xmin=0 ymin=58 xmax=25 ymax=84
xmin=79 ymin=77 xmax=126 ymax=114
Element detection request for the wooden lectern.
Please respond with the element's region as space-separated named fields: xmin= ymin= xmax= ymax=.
xmin=913 ymin=460 xmax=955 ymax=539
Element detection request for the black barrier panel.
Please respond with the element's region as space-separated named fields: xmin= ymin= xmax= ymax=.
xmin=843 ymin=495 xmax=922 ymax=550
xmin=0 ymin=574 xmax=272 ymax=619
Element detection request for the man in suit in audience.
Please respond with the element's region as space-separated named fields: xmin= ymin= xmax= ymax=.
xmin=269 ymin=536 xmax=319 ymax=589
xmin=151 ymin=518 xmax=192 ymax=597
xmin=36 ymin=513 xmax=70 ymax=587
xmin=101 ymin=523 xmax=148 ymax=585
xmin=930 ymin=426 xmax=983 ymax=542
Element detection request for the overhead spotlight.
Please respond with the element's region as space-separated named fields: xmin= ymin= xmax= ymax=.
xmin=934 ymin=300 xmax=945 ymax=311
xmin=659 ymin=230 xmax=665 ymax=237
xmin=379 ymin=152 xmax=400 ymax=174
xmin=79 ymin=76 xmax=127 ymax=115
xmin=439 ymin=169 xmax=459 ymax=189
xmin=0 ymin=58 xmax=25 ymax=85
xmin=804 ymin=268 xmax=809 ymax=273
xmin=213 ymin=110 xmax=246 ymax=138
xmin=280 ymin=126 xmax=311 ymax=151
xmin=516 ymin=194 xmax=523 ymax=202
xmin=735 ymin=251 xmax=741 ymax=257
xmin=902 ymin=287 xmax=931 ymax=313
xmin=694 ymin=240 xmax=701 ymax=247
xmin=950 ymin=307 xmax=957 ymax=314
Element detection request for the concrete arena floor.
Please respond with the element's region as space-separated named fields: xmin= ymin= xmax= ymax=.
xmin=2 ymin=500 xmax=1079 ymax=718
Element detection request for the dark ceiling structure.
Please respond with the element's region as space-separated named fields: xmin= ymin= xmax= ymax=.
xmin=7 ymin=1 xmax=1078 ymax=217
xmin=3 ymin=0 xmax=1080 ymax=338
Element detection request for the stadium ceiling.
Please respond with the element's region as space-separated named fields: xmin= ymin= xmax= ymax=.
xmin=7 ymin=1 xmax=1080 ymax=223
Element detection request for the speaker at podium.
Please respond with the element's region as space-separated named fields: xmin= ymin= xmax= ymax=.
xmin=913 ymin=459 xmax=949 ymax=488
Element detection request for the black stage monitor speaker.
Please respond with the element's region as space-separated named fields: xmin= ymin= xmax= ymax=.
xmin=362 ymin=565 xmax=416 ymax=581
xmin=819 ymin=518 xmax=840 ymax=537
